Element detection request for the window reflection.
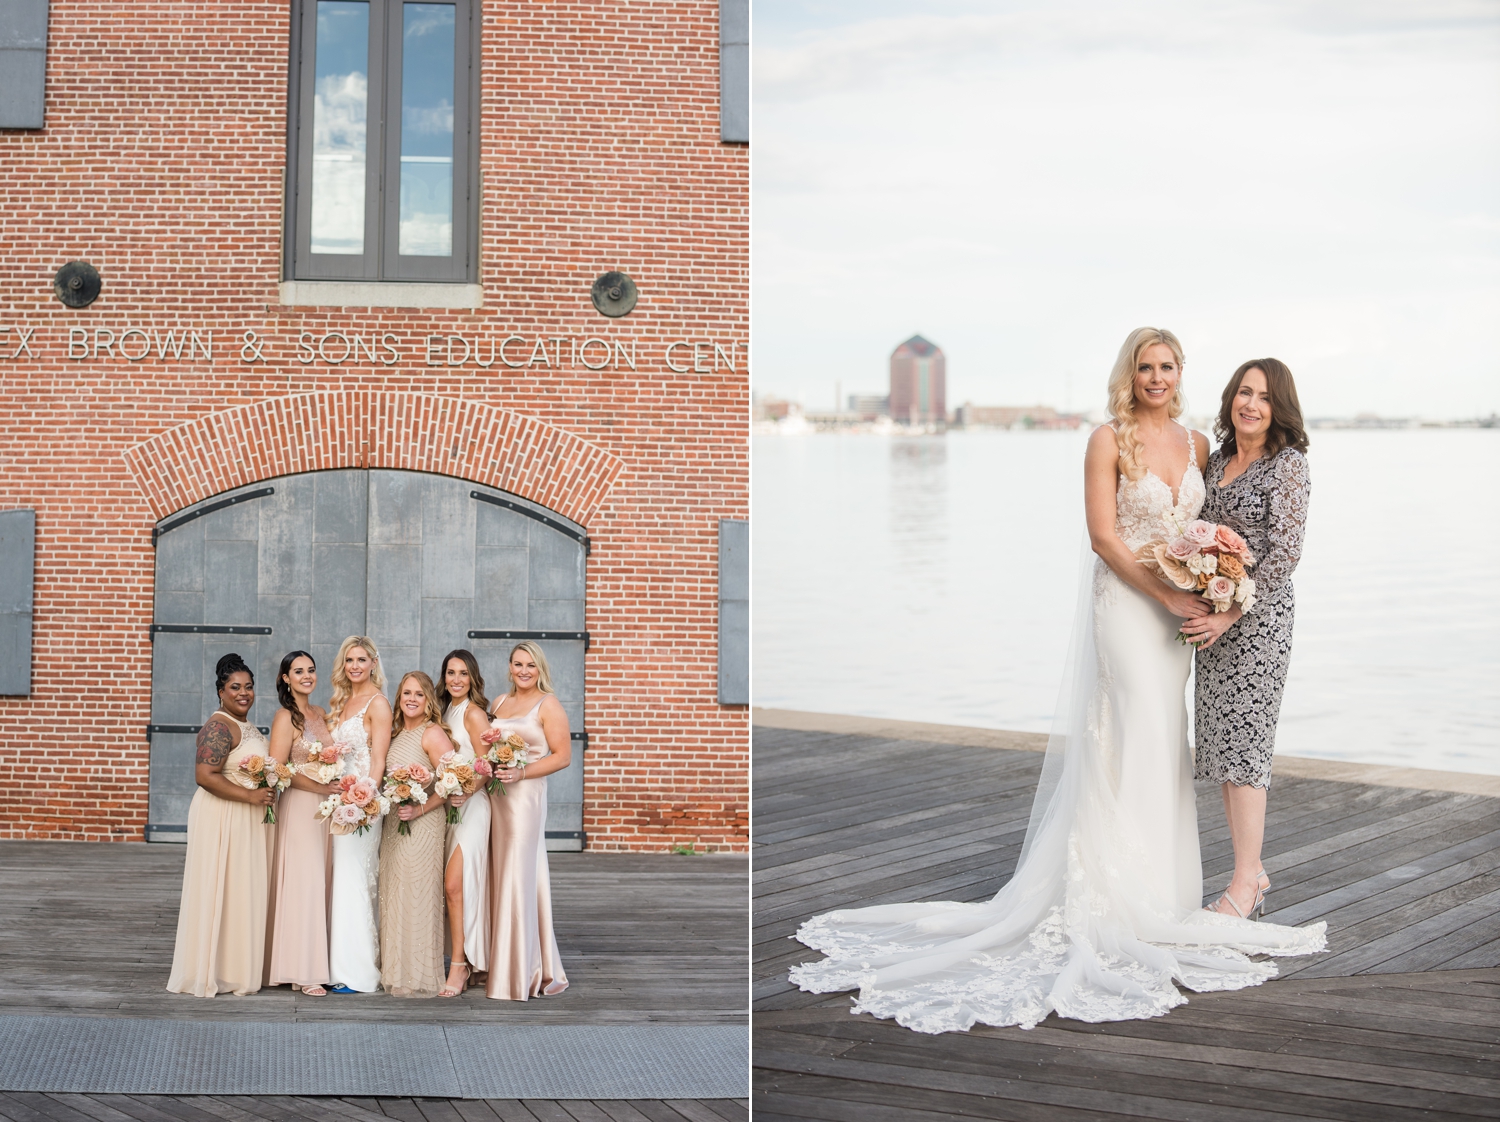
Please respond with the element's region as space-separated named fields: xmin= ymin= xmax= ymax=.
xmin=398 ymin=3 xmax=455 ymax=256
xmin=311 ymin=1 xmax=369 ymax=255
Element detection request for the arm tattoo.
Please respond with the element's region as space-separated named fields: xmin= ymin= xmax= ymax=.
xmin=196 ymin=719 xmax=233 ymax=767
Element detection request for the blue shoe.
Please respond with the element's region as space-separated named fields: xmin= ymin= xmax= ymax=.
xmin=326 ymin=984 xmax=358 ymax=994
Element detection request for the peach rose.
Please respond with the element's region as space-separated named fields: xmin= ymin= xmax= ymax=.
xmin=350 ymin=777 xmax=378 ymax=807
xmin=1183 ymin=520 xmax=1218 ymax=548
xmin=318 ymin=746 xmax=339 ymax=764
xmin=1216 ymin=554 xmax=1246 ymax=582
xmin=1214 ymin=524 xmax=1250 ymax=558
xmin=407 ymin=762 xmax=432 ymax=785
xmin=339 ymin=774 xmax=358 ymax=792
xmin=1206 ymin=575 xmax=1234 ymax=603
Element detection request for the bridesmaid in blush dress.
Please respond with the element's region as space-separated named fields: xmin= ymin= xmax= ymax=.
xmin=378 ymin=671 xmax=453 ymax=998
xmin=265 ymin=650 xmax=338 ymax=996
xmin=437 ymin=649 xmax=492 ymax=997
xmin=167 ymin=653 xmax=276 ymax=997
xmin=485 ymin=641 xmax=570 ymax=1000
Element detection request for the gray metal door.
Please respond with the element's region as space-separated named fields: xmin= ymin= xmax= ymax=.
xmin=148 ymin=469 xmax=588 ymax=849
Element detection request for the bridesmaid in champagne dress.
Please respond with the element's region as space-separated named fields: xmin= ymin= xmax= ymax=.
xmin=378 ymin=671 xmax=453 ymax=998
xmin=437 ymin=649 xmax=492 ymax=996
xmin=485 ymin=641 xmax=570 ymax=1000
xmin=167 ymin=654 xmax=276 ymax=997
xmin=265 ymin=650 xmax=338 ymax=995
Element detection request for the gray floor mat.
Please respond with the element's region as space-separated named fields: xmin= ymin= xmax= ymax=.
xmin=0 ymin=1015 xmax=748 ymax=1099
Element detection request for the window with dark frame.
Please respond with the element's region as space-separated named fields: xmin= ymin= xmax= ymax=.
xmin=285 ymin=0 xmax=477 ymax=283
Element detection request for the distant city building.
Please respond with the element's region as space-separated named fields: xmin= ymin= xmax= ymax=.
xmin=753 ymin=394 xmax=796 ymax=421
xmin=889 ymin=335 xmax=946 ymax=424
xmin=956 ymin=403 xmax=1085 ymax=430
xmin=847 ymin=393 xmax=890 ymax=419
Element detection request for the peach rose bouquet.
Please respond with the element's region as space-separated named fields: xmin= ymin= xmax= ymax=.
xmin=295 ymin=739 xmax=349 ymax=785
xmin=238 ymin=754 xmax=294 ymax=824
xmin=477 ymin=726 xmax=529 ymax=794
xmin=432 ymin=750 xmax=479 ymax=824
xmin=1135 ymin=511 xmax=1257 ymax=643
xmin=381 ymin=761 xmax=432 ymax=836
xmin=317 ymin=774 xmax=388 ymax=835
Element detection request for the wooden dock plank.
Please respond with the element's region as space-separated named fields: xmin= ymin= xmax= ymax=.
xmin=752 ymin=724 xmax=1500 ymax=1120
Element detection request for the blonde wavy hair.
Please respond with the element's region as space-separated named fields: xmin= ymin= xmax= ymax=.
xmin=327 ymin=635 xmax=387 ymax=723
xmin=1107 ymin=326 xmax=1186 ymax=481
xmin=394 ymin=671 xmax=453 ymax=737
xmin=506 ymin=641 xmax=555 ymax=696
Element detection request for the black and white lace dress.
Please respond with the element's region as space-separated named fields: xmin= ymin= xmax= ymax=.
xmin=1194 ymin=446 xmax=1311 ymax=788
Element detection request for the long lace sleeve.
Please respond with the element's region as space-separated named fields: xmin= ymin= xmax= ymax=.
xmin=1252 ymin=449 xmax=1309 ymax=597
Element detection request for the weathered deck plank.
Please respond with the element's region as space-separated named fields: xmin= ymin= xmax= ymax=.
xmin=752 ymin=723 xmax=1500 ymax=1120
xmin=0 ymin=844 xmax=745 ymax=1025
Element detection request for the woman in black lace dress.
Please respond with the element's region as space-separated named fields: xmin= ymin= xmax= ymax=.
xmin=1179 ymin=358 xmax=1310 ymax=921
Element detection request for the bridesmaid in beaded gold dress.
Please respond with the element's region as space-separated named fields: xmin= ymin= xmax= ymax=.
xmin=485 ymin=641 xmax=570 ymax=1000
xmin=265 ymin=650 xmax=338 ymax=995
xmin=377 ymin=671 xmax=454 ymax=997
xmin=167 ymin=654 xmax=276 ymax=997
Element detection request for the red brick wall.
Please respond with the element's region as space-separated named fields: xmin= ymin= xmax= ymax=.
xmin=0 ymin=1 xmax=748 ymax=850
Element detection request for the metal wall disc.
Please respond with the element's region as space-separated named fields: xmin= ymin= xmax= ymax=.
xmin=590 ymin=271 xmax=637 ymax=317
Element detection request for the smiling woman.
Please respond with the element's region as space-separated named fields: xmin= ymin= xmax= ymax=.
xmin=166 ymin=654 xmax=276 ymax=998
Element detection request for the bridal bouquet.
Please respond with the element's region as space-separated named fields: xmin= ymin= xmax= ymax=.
xmin=382 ymin=762 xmax=432 ymax=836
xmin=238 ymin=754 xmax=294 ymax=824
xmin=432 ymin=751 xmax=478 ymax=824
xmin=477 ymin=727 xmax=529 ymax=794
xmin=295 ymin=739 xmax=349 ymax=785
xmin=1136 ymin=513 xmax=1257 ymax=643
xmin=317 ymin=774 xmax=388 ymax=835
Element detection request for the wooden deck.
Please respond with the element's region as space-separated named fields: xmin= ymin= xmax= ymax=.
xmin=0 ymin=844 xmax=747 ymax=1120
xmin=0 ymin=1092 xmax=746 ymax=1122
xmin=0 ymin=844 xmax=746 ymax=1025
xmin=753 ymin=720 xmax=1500 ymax=1121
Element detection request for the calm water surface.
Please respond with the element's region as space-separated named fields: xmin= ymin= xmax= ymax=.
xmin=752 ymin=429 xmax=1500 ymax=775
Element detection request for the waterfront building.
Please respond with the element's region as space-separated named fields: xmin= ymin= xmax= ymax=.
xmin=889 ymin=335 xmax=946 ymax=425
xmin=846 ymin=393 xmax=890 ymax=420
xmin=0 ymin=1 xmax=748 ymax=852
xmin=957 ymin=404 xmax=1085 ymax=430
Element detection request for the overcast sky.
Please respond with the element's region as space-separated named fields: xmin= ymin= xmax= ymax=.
xmin=753 ymin=0 xmax=1500 ymax=420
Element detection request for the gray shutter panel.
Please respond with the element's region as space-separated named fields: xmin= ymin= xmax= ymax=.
xmin=0 ymin=0 xmax=48 ymax=129
xmin=0 ymin=509 xmax=35 ymax=695
xmin=718 ymin=518 xmax=748 ymax=704
xmin=719 ymin=0 xmax=748 ymax=143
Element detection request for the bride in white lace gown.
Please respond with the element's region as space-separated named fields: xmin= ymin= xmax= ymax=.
xmin=791 ymin=327 xmax=1326 ymax=1033
xmin=326 ymin=636 xmax=393 ymax=993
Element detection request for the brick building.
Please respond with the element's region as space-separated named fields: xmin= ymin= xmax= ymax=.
xmin=0 ymin=1 xmax=748 ymax=851
xmin=889 ymin=334 xmax=945 ymax=424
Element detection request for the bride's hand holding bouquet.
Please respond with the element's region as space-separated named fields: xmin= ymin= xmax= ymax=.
xmin=1137 ymin=513 xmax=1256 ymax=648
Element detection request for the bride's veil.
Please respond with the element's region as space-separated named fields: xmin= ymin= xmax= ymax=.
xmin=1018 ymin=535 xmax=1103 ymax=866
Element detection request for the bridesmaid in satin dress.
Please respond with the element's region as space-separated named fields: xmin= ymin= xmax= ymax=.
xmin=484 ymin=641 xmax=570 ymax=1000
xmin=436 ymin=649 xmax=492 ymax=997
xmin=167 ymin=654 xmax=276 ymax=997
xmin=378 ymin=671 xmax=453 ymax=997
xmin=265 ymin=650 xmax=338 ymax=996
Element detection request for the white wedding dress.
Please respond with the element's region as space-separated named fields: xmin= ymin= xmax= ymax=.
xmin=790 ymin=434 xmax=1326 ymax=1032
xmin=327 ymin=696 xmax=383 ymax=992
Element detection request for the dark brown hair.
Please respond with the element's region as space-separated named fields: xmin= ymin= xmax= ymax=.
xmin=436 ymin=648 xmax=488 ymax=715
xmin=1215 ymin=358 xmax=1309 ymax=460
